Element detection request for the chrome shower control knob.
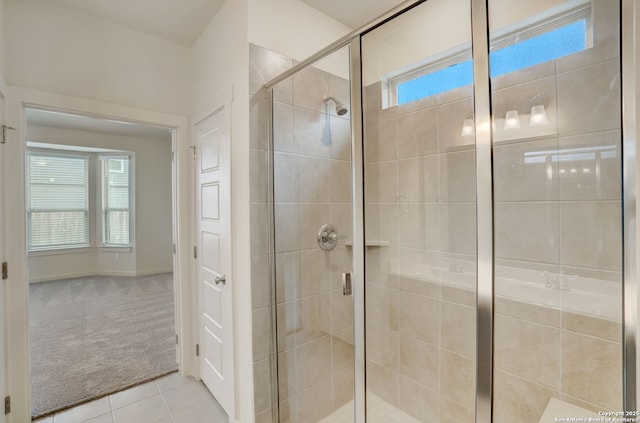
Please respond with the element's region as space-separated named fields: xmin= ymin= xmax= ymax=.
xmin=317 ymin=224 xmax=338 ymax=251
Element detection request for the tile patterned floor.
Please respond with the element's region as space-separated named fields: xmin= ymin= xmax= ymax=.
xmin=33 ymin=373 xmax=228 ymax=423
xmin=316 ymin=394 xmax=421 ymax=423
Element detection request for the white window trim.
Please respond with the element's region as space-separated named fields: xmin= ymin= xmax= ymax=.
xmin=384 ymin=0 xmax=593 ymax=109
xmin=98 ymin=152 xmax=135 ymax=249
xmin=26 ymin=148 xmax=92 ymax=253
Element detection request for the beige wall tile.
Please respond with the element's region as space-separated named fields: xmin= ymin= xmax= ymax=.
xmin=299 ymin=250 xmax=330 ymax=298
xmin=297 ymin=378 xmax=333 ymax=423
xmin=273 ymin=102 xmax=294 ymax=152
xmin=297 ymin=293 xmax=331 ymax=345
xmin=273 ymin=152 xmax=297 ymax=203
xmin=250 ymin=44 xmax=293 ymax=95
xmin=441 ymin=285 xmax=475 ymax=307
xmin=421 ymin=154 xmax=440 ymax=202
xmin=293 ymin=107 xmax=331 ymax=158
xmin=493 ymin=370 xmax=558 ymax=423
xmin=561 ymin=331 xmax=622 ymax=410
xmin=560 ymin=201 xmax=622 ymax=271
xmin=398 ymin=335 xmax=438 ymax=390
xmin=295 ymin=336 xmax=332 ymax=391
xmin=370 ymin=117 xmax=397 ymax=163
xmin=557 ymin=59 xmax=620 ymax=135
xmin=562 ymin=312 xmax=621 ymax=343
xmin=250 ymin=92 xmax=267 ymax=150
xmin=333 ymin=367 xmax=354 ymax=408
xmin=298 ymin=204 xmax=331 ymax=250
xmin=332 ymin=336 xmax=354 ymax=375
xmin=274 ymin=204 xmax=298 ymax=253
xmin=442 ymin=202 xmax=476 ymax=255
xmin=279 ymin=397 xmax=297 ymax=423
xmin=558 ymin=131 xmax=621 ymax=201
xmin=440 ymin=396 xmax=474 ymax=423
xmin=329 ymin=245 xmax=352 ymax=291
xmin=397 ymin=377 xmax=439 ymax=423
xmin=273 ymin=78 xmax=293 ymax=105
xmin=330 ymin=160 xmax=352 ymax=204
xmin=366 ymin=360 xmax=399 ymax=406
xmin=276 ymin=252 xmax=300 ymax=304
xmin=251 ymin=255 xmax=270 ymax=309
xmin=365 ymin=161 xmax=398 ymax=204
xmin=297 ymin=156 xmax=331 ymax=202
xmin=293 ymin=66 xmax=329 ymax=113
xmin=493 ymin=137 xmax=559 ymax=202
xmin=398 ymin=157 xmax=422 ymax=203
xmin=440 ymin=350 xmax=475 ymax=407
xmin=251 ymin=202 xmax=269 ymax=256
xmin=495 ymin=202 xmax=559 ymax=263
xmin=397 ymin=204 xmax=426 ymax=249
xmin=329 ymin=116 xmax=351 ymax=160
xmin=440 ymin=149 xmax=476 ymax=202
xmin=441 ymin=301 xmax=476 ymax=359
xmin=367 ymin=325 xmax=399 ymax=372
xmin=250 ymin=148 xmax=268 ymax=203
xmin=398 ymin=291 xmax=440 ymax=344
xmin=556 ymin=0 xmax=619 ymax=73
xmin=495 ymin=297 xmax=561 ymax=327
xmin=437 ymin=98 xmax=474 ymax=151
xmin=331 ymin=289 xmax=353 ymax=334
xmin=391 ymin=275 xmax=440 ymax=299
xmin=495 ymin=315 xmax=560 ymax=389
xmin=277 ymin=301 xmax=297 ymax=352
xmin=491 ymin=60 xmax=555 ymax=91
xmin=366 ymin=282 xmax=398 ymax=331
xmin=253 ymin=307 xmax=272 ymax=362
xmin=255 ymin=407 xmax=274 ymax=423
xmin=278 ymin=350 xmax=296 ymax=400
xmin=397 ymin=108 xmax=438 ymax=158
xmin=253 ymin=357 xmax=273 ymax=413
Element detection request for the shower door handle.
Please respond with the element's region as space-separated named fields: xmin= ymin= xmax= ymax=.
xmin=342 ymin=272 xmax=352 ymax=296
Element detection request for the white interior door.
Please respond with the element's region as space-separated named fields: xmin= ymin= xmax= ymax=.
xmin=0 ymin=91 xmax=7 ymax=423
xmin=194 ymin=105 xmax=234 ymax=418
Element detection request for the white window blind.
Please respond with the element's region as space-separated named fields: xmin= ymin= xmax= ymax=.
xmin=26 ymin=152 xmax=90 ymax=251
xmin=101 ymin=156 xmax=131 ymax=246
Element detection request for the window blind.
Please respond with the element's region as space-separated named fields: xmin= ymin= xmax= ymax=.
xmin=26 ymin=152 xmax=90 ymax=250
xmin=101 ymin=156 xmax=130 ymax=246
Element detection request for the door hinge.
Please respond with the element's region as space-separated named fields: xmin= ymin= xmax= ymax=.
xmin=1 ymin=262 xmax=7 ymax=280
xmin=1 ymin=125 xmax=16 ymax=144
xmin=173 ymin=243 xmax=176 ymax=254
xmin=189 ymin=146 xmax=197 ymax=160
xmin=171 ymin=151 xmax=175 ymax=162
xmin=194 ymin=246 xmax=197 ymax=259
xmin=196 ymin=344 xmax=200 ymax=357
xmin=4 ymin=395 xmax=10 ymax=414
xmin=175 ymin=334 xmax=178 ymax=345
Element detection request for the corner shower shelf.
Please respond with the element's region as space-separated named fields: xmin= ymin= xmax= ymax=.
xmin=344 ymin=240 xmax=390 ymax=248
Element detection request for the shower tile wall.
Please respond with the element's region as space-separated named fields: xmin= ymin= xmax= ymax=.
xmin=363 ymin=1 xmax=622 ymax=421
xmin=250 ymin=44 xmax=294 ymax=423
xmin=249 ymin=44 xmax=354 ymax=423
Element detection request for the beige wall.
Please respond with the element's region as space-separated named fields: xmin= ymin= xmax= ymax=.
xmin=26 ymin=124 xmax=173 ymax=282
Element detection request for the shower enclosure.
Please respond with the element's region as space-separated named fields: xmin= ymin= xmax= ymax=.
xmin=263 ymin=0 xmax=634 ymax=421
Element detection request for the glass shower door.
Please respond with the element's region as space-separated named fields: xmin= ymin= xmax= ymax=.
xmin=270 ymin=45 xmax=355 ymax=423
xmin=489 ymin=0 xmax=623 ymax=421
xmin=361 ymin=1 xmax=477 ymax=421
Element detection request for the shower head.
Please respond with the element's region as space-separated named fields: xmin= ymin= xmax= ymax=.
xmin=323 ymin=95 xmax=348 ymax=116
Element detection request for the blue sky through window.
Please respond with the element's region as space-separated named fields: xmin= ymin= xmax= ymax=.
xmin=396 ymin=20 xmax=586 ymax=105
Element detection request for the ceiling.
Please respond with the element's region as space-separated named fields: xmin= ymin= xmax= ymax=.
xmin=48 ymin=0 xmax=226 ymax=46
xmin=43 ymin=0 xmax=406 ymax=47
xmin=26 ymin=109 xmax=173 ymax=140
xmin=301 ymin=0 xmax=408 ymax=29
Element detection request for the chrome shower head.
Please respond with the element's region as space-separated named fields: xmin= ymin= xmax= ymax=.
xmin=323 ymin=95 xmax=348 ymax=116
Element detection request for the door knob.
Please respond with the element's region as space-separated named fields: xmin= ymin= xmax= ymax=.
xmin=215 ymin=274 xmax=226 ymax=285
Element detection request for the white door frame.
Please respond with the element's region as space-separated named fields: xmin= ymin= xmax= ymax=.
xmin=3 ymin=86 xmax=196 ymax=423
xmin=191 ymin=88 xmax=235 ymax=420
xmin=0 ymin=80 xmax=8 ymax=423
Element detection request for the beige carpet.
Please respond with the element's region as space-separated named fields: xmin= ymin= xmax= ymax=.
xmin=29 ymin=273 xmax=178 ymax=418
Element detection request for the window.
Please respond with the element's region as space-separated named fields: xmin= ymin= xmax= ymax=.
xmin=26 ymin=152 xmax=90 ymax=251
xmin=390 ymin=3 xmax=591 ymax=107
xmin=101 ymin=156 xmax=131 ymax=246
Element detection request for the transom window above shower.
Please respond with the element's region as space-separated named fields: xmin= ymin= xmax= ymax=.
xmin=381 ymin=0 xmax=592 ymax=109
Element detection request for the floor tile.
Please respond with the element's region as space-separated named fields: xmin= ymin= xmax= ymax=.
xmin=154 ymin=372 xmax=189 ymax=393
xmin=109 ymin=381 xmax=159 ymax=410
xmin=53 ymin=398 xmax=111 ymax=423
xmin=84 ymin=413 xmax=114 ymax=423
xmin=171 ymin=397 xmax=228 ymax=423
xmin=161 ymin=380 xmax=217 ymax=416
xmin=112 ymin=395 xmax=171 ymax=423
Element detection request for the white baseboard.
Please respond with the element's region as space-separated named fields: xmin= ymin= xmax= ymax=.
xmin=29 ymin=268 xmax=174 ymax=283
